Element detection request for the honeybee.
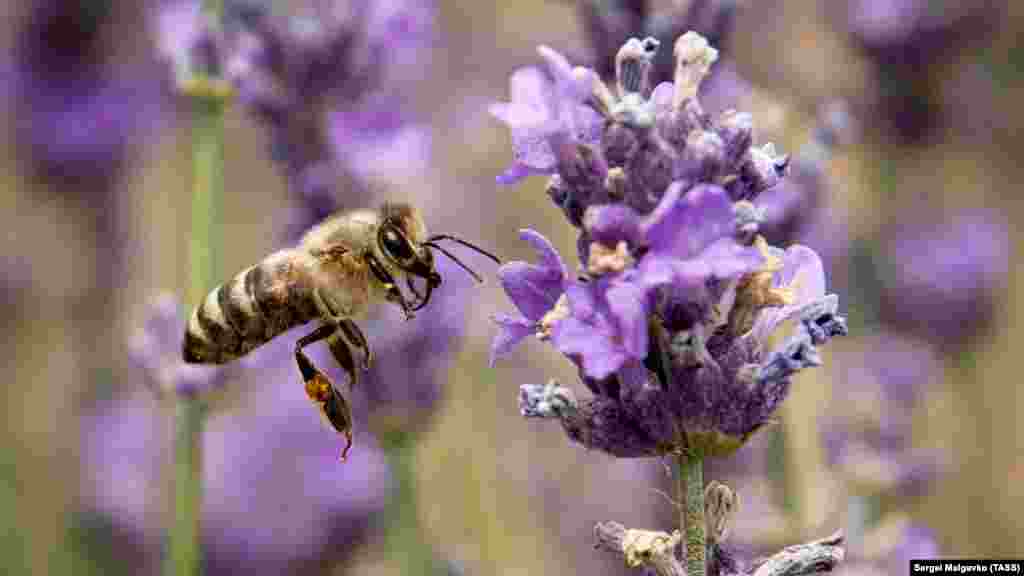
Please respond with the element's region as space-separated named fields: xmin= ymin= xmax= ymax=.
xmin=183 ymin=202 xmax=499 ymax=460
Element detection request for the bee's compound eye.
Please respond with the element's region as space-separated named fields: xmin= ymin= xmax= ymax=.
xmin=381 ymin=225 xmax=414 ymax=263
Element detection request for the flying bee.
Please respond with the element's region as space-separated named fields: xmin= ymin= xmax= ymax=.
xmin=182 ymin=202 xmax=499 ymax=460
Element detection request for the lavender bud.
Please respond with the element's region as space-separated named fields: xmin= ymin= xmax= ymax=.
xmin=717 ymin=109 xmax=754 ymax=167
xmin=519 ymin=380 xmax=578 ymax=419
xmin=615 ymin=37 xmax=660 ymax=97
xmin=625 ymin=139 xmax=675 ymax=213
xmin=602 ymin=122 xmax=642 ymax=167
xmin=677 ymin=129 xmax=726 ymax=183
xmin=604 ymin=167 xmax=628 ymax=202
xmin=733 ymin=200 xmax=765 ymax=245
xmin=555 ymin=140 xmax=609 ymax=200
xmin=673 ymin=31 xmax=719 ymax=108
xmin=705 ymin=480 xmax=739 ymax=545
xmin=727 ymin=143 xmax=786 ymax=202
xmin=670 ymin=326 xmax=710 ymax=369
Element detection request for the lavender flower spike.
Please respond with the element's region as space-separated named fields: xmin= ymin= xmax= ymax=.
xmin=491 ymin=32 xmax=846 ymax=461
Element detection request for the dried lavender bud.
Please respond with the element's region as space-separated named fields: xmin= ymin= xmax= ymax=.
xmin=716 ymin=110 xmax=754 ymax=168
xmin=732 ymin=201 xmax=765 ymax=245
xmin=519 ymin=379 xmax=577 ymax=419
xmin=616 ymin=37 xmax=660 ymax=97
xmin=704 ymin=480 xmax=739 ymax=545
xmin=673 ymin=31 xmax=718 ymax=108
xmin=603 ymin=122 xmax=642 ymax=167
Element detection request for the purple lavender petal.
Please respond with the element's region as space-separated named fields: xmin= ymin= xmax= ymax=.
xmin=583 ymin=203 xmax=643 ymax=248
xmin=551 ymin=314 xmax=630 ymax=380
xmin=697 ymin=237 xmax=767 ymax=280
xmin=495 ymin=163 xmax=540 ymax=185
xmin=490 ymin=314 xmax=537 ymax=365
xmin=488 ymin=68 xmax=560 ymax=175
xmin=605 ymin=275 xmax=650 ymax=359
xmin=497 ymin=229 xmax=568 ymax=322
xmin=747 ymin=244 xmax=827 ymax=346
xmin=519 ymin=228 xmax=569 ymax=276
xmin=641 ymin=183 xmax=735 ymax=259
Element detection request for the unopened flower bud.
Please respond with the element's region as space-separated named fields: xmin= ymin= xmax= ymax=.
xmin=615 ymin=37 xmax=660 ymax=97
xmin=673 ymin=31 xmax=718 ymax=108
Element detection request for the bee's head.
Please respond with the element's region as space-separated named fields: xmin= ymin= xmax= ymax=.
xmin=377 ymin=203 xmax=440 ymax=289
xmin=376 ymin=202 xmax=500 ymax=311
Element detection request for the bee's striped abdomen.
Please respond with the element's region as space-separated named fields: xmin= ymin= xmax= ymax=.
xmin=183 ymin=251 xmax=320 ymax=364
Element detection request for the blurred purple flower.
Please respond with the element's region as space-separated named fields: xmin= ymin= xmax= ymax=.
xmin=357 ymin=255 xmax=476 ymax=435
xmin=15 ymin=0 xmax=165 ymax=188
xmin=758 ymin=101 xmax=852 ymax=251
xmin=834 ymin=0 xmax=1002 ymax=143
xmin=846 ymin=0 xmax=999 ymax=63
xmin=129 ymin=294 xmax=230 ymax=397
xmin=153 ymin=0 xmax=439 ymax=242
xmin=823 ymin=332 xmax=947 ymax=498
xmin=834 ymin=517 xmax=940 ymax=575
xmin=83 ymin=348 xmax=391 ymax=575
xmin=876 ymin=209 xmax=1010 ymax=350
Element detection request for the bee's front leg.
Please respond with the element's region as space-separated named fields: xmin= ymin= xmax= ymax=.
xmin=296 ymin=324 xmax=354 ymax=462
xmin=366 ymin=253 xmax=415 ymax=320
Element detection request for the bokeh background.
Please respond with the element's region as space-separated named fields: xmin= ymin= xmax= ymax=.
xmin=1 ymin=0 xmax=1022 ymax=574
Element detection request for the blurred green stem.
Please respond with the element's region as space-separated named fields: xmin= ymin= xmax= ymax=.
xmin=381 ymin=432 xmax=445 ymax=576
xmin=166 ymin=0 xmax=225 ymax=571
xmin=678 ymin=451 xmax=706 ymax=576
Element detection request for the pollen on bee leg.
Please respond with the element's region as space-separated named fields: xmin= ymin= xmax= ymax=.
xmin=304 ymin=373 xmax=333 ymax=403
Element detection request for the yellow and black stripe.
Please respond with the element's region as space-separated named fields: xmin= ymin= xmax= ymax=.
xmin=183 ymin=254 xmax=319 ymax=364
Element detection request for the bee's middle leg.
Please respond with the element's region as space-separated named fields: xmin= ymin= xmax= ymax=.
xmin=338 ymin=319 xmax=372 ymax=371
xmin=312 ymin=288 xmax=372 ymax=372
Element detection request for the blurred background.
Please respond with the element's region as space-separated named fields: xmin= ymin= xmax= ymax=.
xmin=1 ymin=0 xmax=1021 ymax=574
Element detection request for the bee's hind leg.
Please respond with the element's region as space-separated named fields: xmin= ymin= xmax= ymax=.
xmin=296 ymin=324 xmax=354 ymax=462
xmin=326 ymin=330 xmax=359 ymax=389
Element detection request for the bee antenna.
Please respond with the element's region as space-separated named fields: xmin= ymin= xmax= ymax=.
xmin=424 ymin=242 xmax=485 ymax=283
xmin=425 ymin=234 xmax=502 ymax=265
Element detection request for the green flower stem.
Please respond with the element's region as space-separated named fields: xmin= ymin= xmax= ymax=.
xmin=167 ymin=0 xmax=226 ymax=572
xmin=380 ymin=432 xmax=445 ymax=576
xmin=166 ymin=397 xmax=207 ymax=576
xmin=678 ymin=451 xmax=706 ymax=576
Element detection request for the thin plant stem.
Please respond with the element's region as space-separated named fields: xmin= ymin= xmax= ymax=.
xmin=380 ymin=432 xmax=445 ymax=576
xmin=166 ymin=0 xmax=225 ymax=572
xmin=678 ymin=451 xmax=706 ymax=576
